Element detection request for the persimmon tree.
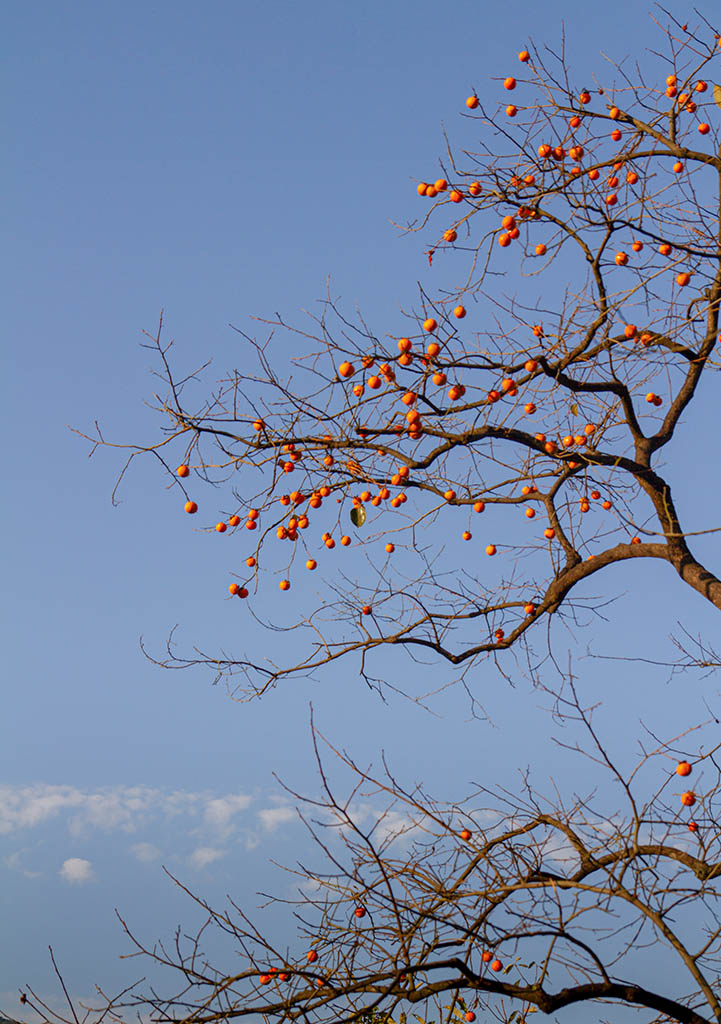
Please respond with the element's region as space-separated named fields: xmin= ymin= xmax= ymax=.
xmin=51 ymin=15 xmax=721 ymax=1024
xmin=21 ymin=686 xmax=721 ymax=1024
xmin=81 ymin=21 xmax=721 ymax=701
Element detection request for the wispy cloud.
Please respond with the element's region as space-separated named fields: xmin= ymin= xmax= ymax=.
xmin=4 ymin=847 xmax=43 ymax=878
xmin=204 ymin=795 xmax=253 ymax=837
xmin=0 ymin=784 xmax=253 ymax=839
xmin=258 ymin=805 xmax=297 ymax=832
xmin=130 ymin=841 xmax=161 ymax=864
xmin=60 ymin=857 xmax=94 ymax=884
xmin=189 ymin=846 xmax=225 ymax=869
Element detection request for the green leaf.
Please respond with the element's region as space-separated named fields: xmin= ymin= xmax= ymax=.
xmin=714 ymin=83 xmax=721 ymax=110
xmin=350 ymin=504 xmax=367 ymax=528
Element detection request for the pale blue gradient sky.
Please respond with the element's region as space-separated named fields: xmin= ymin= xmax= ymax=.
xmin=3 ymin=0 xmax=720 ymax=1013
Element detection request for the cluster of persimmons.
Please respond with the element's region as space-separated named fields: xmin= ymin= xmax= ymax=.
xmin=167 ymin=37 xmax=719 ymax=657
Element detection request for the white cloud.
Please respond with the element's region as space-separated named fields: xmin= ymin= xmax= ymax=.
xmin=204 ymin=794 xmax=253 ymax=837
xmin=189 ymin=846 xmax=226 ymax=870
xmin=130 ymin=842 xmax=161 ymax=864
xmin=0 ymin=784 xmax=251 ymax=839
xmin=60 ymin=857 xmax=94 ymax=884
xmin=258 ymin=805 xmax=296 ymax=832
xmin=0 ymin=784 xmax=86 ymax=833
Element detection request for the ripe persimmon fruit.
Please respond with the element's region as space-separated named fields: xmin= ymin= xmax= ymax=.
xmin=681 ymin=792 xmax=696 ymax=807
xmin=185 ymin=500 xmax=198 ymax=514
xmin=466 ymin=95 xmax=479 ymax=109
xmin=485 ymin=544 xmax=497 ymax=556
xmin=216 ymin=522 xmax=227 ymax=533
xmin=177 ymin=464 xmax=190 ymax=478
xmin=423 ymin=318 xmax=438 ymax=333
xmin=453 ymin=305 xmax=466 ymax=318
xmin=279 ymin=580 xmax=290 ymax=591
xmin=676 ymin=761 xmax=692 ymax=777
xmin=504 ymin=77 xmax=516 ymax=90
xmin=228 ymin=515 xmax=241 ymax=527
xmin=229 ymin=583 xmax=241 ymax=596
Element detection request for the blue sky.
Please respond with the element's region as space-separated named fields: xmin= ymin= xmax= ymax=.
xmin=4 ymin=0 xmax=721 ymax=1016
